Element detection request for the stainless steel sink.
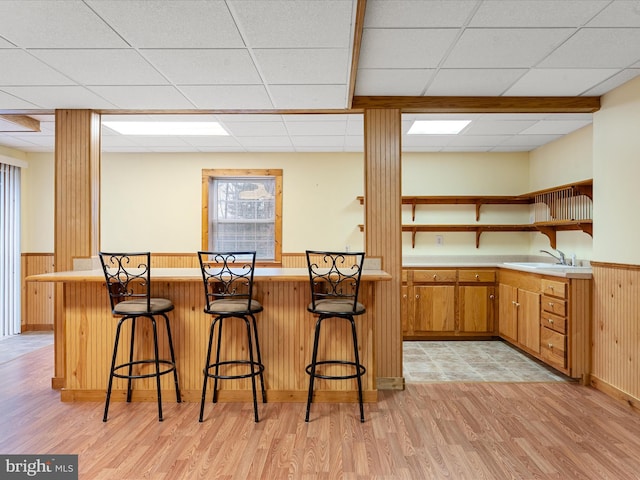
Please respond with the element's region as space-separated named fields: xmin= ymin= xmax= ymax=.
xmin=502 ymin=262 xmax=590 ymax=270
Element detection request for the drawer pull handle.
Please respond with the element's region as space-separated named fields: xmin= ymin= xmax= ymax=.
xmin=415 ymin=295 xmax=419 ymax=299
xmin=515 ymin=302 xmax=520 ymax=308
xmin=489 ymin=294 xmax=495 ymax=300
xmin=475 ymin=274 xmax=479 ymax=279
xmin=548 ymin=343 xmax=553 ymax=349
xmin=548 ymin=318 xmax=554 ymax=324
xmin=548 ymin=302 xmax=555 ymax=307
xmin=433 ymin=274 xmax=437 ymax=280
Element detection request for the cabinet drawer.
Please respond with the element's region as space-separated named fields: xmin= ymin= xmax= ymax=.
xmin=541 ymin=327 xmax=567 ymax=370
xmin=542 ymin=295 xmax=566 ymax=316
xmin=541 ymin=311 xmax=566 ymax=334
xmin=541 ymin=279 xmax=567 ymax=299
xmin=458 ymin=270 xmax=495 ymax=283
xmin=413 ymin=270 xmax=457 ymax=283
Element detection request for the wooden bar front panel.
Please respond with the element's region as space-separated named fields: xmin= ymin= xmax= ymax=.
xmin=60 ymin=279 xmax=377 ymax=403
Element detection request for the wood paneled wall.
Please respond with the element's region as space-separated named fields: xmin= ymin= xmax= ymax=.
xmin=363 ymin=109 xmax=403 ymax=388
xmin=21 ymin=253 xmax=54 ymax=331
xmin=591 ymin=262 xmax=640 ymax=407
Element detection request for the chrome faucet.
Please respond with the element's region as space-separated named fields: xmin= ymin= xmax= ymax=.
xmin=540 ymin=249 xmax=567 ymax=265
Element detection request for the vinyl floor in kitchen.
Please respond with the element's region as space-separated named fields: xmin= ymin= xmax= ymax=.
xmin=403 ymin=340 xmax=568 ymax=383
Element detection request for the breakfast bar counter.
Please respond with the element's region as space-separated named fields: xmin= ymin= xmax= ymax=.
xmin=29 ymin=268 xmax=391 ymax=404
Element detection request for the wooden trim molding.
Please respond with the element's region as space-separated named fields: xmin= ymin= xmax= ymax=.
xmin=352 ymin=96 xmax=601 ymax=113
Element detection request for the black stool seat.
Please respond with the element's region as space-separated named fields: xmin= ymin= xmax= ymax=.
xmin=304 ymin=250 xmax=367 ymax=423
xmin=99 ymin=252 xmax=181 ymax=422
xmin=198 ymin=251 xmax=266 ymax=423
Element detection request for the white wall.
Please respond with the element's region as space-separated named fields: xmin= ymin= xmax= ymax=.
xmin=528 ymin=125 xmax=594 ymax=262
xmin=592 ymin=75 xmax=640 ymax=264
xmin=20 ymin=152 xmax=54 ymax=252
xmin=401 ymin=152 xmax=532 ymax=256
xmin=101 ymin=152 xmax=364 ymax=253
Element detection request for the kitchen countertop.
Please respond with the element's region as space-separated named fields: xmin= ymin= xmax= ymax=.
xmin=402 ymin=255 xmax=592 ymax=279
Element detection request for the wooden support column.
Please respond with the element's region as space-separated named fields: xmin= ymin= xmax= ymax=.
xmin=52 ymin=109 xmax=101 ymax=388
xmin=363 ymin=108 xmax=404 ymax=389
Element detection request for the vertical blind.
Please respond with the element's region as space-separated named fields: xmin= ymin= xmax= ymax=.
xmin=0 ymin=162 xmax=21 ymax=336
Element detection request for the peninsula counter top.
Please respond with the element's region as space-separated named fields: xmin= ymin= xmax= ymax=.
xmin=29 ymin=267 xmax=391 ymax=408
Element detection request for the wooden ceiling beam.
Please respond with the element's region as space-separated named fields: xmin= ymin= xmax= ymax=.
xmin=352 ymin=96 xmax=600 ymax=113
xmin=0 ymin=114 xmax=41 ymax=132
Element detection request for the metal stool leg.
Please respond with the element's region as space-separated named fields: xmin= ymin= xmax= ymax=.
xmin=305 ymin=316 xmax=325 ymax=422
xmin=163 ymin=313 xmax=181 ymax=403
xmin=150 ymin=317 xmax=164 ymax=422
xmin=199 ymin=318 xmax=216 ymax=422
xmin=250 ymin=314 xmax=267 ymax=403
xmin=349 ymin=316 xmax=365 ymax=423
xmin=244 ymin=317 xmax=259 ymax=422
xmin=103 ymin=317 xmax=126 ymax=422
xmin=126 ymin=317 xmax=136 ymax=403
xmin=212 ymin=317 xmax=224 ymax=403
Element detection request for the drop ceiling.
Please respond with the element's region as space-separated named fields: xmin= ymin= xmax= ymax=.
xmin=1 ymin=0 xmax=639 ymax=154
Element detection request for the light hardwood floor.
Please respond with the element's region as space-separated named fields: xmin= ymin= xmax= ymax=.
xmin=2 ymin=344 xmax=640 ymax=479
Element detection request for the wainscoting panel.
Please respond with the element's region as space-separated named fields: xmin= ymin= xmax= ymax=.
xmin=591 ymin=262 xmax=640 ymax=407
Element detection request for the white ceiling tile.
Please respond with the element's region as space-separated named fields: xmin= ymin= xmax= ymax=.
xmin=223 ymin=121 xmax=288 ymax=137
xmin=246 ymin=146 xmax=295 ymax=152
xmin=365 ymin=0 xmax=477 ymax=28
xmin=0 ymin=37 xmax=14 ymax=47
xmin=443 ymin=29 xmax=574 ymax=68
xmin=359 ymin=29 xmax=459 ymax=68
xmin=356 ymin=69 xmax=434 ymax=95
xmin=403 ymin=135 xmax=453 ymax=147
xmin=8 ymin=134 xmax=54 ymax=147
xmin=345 ymin=136 xmax=364 ymax=148
xmin=470 ymin=1 xmax=609 ymax=27
xmin=0 ymin=50 xmax=74 ymax=85
xmin=0 ymin=1 xmax=128 ymax=48
xmin=216 ymin=114 xmax=284 ymax=123
xmin=441 ymin=146 xmax=492 ymax=152
xmin=254 ymin=49 xmax=349 ymax=84
xmin=583 ymin=68 xmax=640 ymax=95
xmin=179 ymin=85 xmax=272 ymax=109
xmin=0 ymin=90 xmax=40 ymax=109
xmin=86 ymin=0 xmax=244 ymax=48
xmin=89 ymin=86 xmax=194 ymax=109
xmin=539 ymin=28 xmax=640 ymax=68
xmin=491 ymin=145 xmax=539 ymax=152
xmin=504 ymin=68 xmax=619 ymax=95
xmin=2 ymin=86 xmax=117 ymax=109
xmin=30 ymin=49 xmax=169 ymax=85
xmin=425 ymin=69 xmax=527 ymax=96
xmin=196 ymin=146 xmax=247 ymax=152
xmin=140 ymin=49 xmax=262 ymax=85
xmin=128 ymin=136 xmax=191 ymax=147
xmin=285 ymin=121 xmax=348 ymax=136
xmin=181 ymin=136 xmax=242 ymax=148
xmin=500 ymin=134 xmax=562 ymax=146
xmin=587 ymin=1 xmax=640 ymax=27
xmin=269 ymin=85 xmax=347 ymax=109
xmin=291 ymin=135 xmax=345 ymax=147
xmin=464 ymin=120 xmax=538 ymax=135
xmin=230 ymin=0 xmax=354 ymax=48
xmin=239 ymin=136 xmax=293 ymax=147
xmin=446 ymin=135 xmax=511 ymax=147
xmin=520 ymin=120 xmax=592 ymax=135
xmin=284 ymin=114 xmax=350 ymax=122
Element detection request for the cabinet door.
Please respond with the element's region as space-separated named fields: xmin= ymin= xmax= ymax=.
xmin=401 ymin=285 xmax=411 ymax=335
xmin=517 ymin=289 xmax=541 ymax=354
xmin=459 ymin=285 xmax=495 ymax=333
xmin=498 ymin=284 xmax=518 ymax=341
xmin=413 ymin=285 xmax=455 ymax=333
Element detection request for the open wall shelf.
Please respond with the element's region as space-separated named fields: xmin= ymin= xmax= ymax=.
xmin=357 ymin=179 xmax=593 ymax=249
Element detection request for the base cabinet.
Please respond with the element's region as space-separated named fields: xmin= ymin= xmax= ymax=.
xmin=403 ymin=268 xmax=496 ymax=339
xmin=498 ymin=269 xmax=591 ymax=382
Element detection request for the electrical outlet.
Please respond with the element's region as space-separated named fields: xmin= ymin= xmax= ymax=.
xmin=435 ymin=235 xmax=444 ymax=246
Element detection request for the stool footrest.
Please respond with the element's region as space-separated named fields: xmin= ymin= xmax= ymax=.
xmin=305 ymin=360 xmax=366 ymax=380
xmin=112 ymin=359 xmax=177 ymax=380
xmin=204 ymin=360 xmax=265 ymax=380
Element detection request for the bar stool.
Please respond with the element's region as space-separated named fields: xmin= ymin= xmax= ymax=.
xmin=197 ymin=251 xmax=266 ymax=422
xmin=304 ymin=250 xmax=367 ymax=423
xmin=98 ymin=252 xmax=181 ymax=422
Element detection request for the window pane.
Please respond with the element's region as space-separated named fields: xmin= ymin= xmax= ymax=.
xmin=210 ymin=177 xmax=276 ymax=260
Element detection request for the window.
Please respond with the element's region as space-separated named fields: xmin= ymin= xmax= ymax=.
xmin=202 ymin=169 xmax=282 ymax=263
